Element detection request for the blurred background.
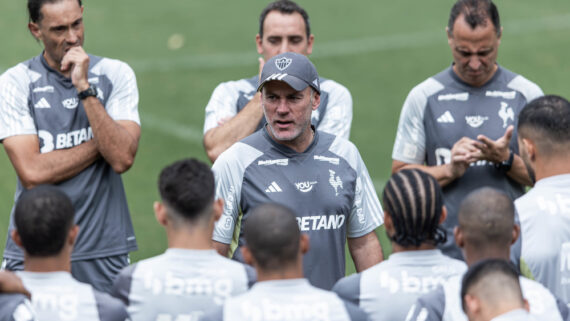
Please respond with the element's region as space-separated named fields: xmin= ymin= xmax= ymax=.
xmin=1 ymin=0 xmax=569 ymax=273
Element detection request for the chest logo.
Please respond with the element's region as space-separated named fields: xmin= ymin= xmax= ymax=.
xmin=265 ymin=181 xmax=283 ymax=193
xmin=465 ymin=115 xmax=488 ymax=128
xmin=295 ymin=181 xmax=317 ymax=193
xmin=62 ymin=98 xmax=79 ymax=109
xmin=275 ymin=57 xmax=292 ymax=71
xmin=34 ymin=97 xmax=51 ymax=109
xmin=258 ymin=159 xmax=288 ymax=166
xmin=437 ymin=111 xmax=454 ymax=123
xmin=498 ymin=102 xmax=514 ymax=128
xmin=329 ymin=170 xmax=343 ymax=196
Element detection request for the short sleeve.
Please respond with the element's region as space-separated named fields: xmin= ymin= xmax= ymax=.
xmin=203 ymin=82 xmax=240 ymax=134
xmin=392 ymin=78 xmax=443 ymax=164
xmin=212 ymin=143 xmax=261 ymax=244
xmin=347 ymin=151 xmax=383 ymax=238
xmin=101 ymin=59 xmax=140 ymax=125
xmin=317 ymin=80 xmax=353 ymax=140
xmin=0 ymin=64 xmax=37 ymax=141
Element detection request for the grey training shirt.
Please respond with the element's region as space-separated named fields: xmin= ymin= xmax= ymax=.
xmin=0 ymin=53 xmax=140 ymax=261
xmin=392 ymin=65 xmax=543 ymax=259
xmin=212 ymin=128 xmax=383 ymax=290
xmin=112 ymin=249 xmax=254 ymax=321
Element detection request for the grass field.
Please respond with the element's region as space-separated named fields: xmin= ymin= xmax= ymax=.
xmin=1 ymin=0 xmax=570 ymax=274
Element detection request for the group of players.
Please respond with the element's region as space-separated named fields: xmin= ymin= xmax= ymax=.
xmin=0 ymin=0 xmax=569 ymax=320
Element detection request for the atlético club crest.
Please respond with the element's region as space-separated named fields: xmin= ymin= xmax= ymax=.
xmin=275 ymin=57 xmax=292 ymax=71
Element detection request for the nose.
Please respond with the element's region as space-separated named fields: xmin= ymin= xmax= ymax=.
xmin=275 ymin=98 xmax=289 ymax=114
xmin=278 ymin=40 xmax=290 ymax=55
xmin=468 ymin=56 xmax=482 ymax=70
xmin=66 ymin=29 xmax=79 ymax=45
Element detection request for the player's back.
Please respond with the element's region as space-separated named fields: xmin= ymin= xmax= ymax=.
xmin=406 ymin=274 xmax=566 ymax=321
xmin=17 ymin=271 xmax=127 ymax=321
xmin=515 ymin=174 xmax=570 ymax=304
xmin=112 ymin=249 xmax=254 ymax=321
xmin=204 ymin=278 xmax=367 ymax=321
xmin=334 ymin=249 xmax=466 ymax=321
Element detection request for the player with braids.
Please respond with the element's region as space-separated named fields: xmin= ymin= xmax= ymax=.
xmin=383 ymin=168 xmax=447 ymax=247
xmin=333 ymin=169 xmax=467 ymax=321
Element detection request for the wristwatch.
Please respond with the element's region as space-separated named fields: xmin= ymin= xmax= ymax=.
xmin=78 ymin=84 xmax=97 ymax=100
xmin=494 ymin=150 xmax=514 ymax=173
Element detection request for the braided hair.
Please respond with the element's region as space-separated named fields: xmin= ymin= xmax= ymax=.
xmin=382 ymin=169 xmax=447 ymax=247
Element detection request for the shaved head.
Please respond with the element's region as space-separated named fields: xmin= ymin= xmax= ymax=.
xmin=461 ymin=259 xmax=525 ymax=317
xmin=244 ymin=203 xmax=300 ymax=271
xmin=458 ymin=187 xmax=514 ymax=251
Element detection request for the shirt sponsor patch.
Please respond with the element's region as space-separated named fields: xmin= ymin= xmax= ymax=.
xmin=314 ymin=155 xmax=339 ymax=165
xmin=296 ymin=214 xmax=345 ymax=231
xmin=295 ymin=181 xmax=317 ymax=193
xmin=258 ymin=159 xmax=288 ymax=166
xmin=32 ymin=85 xmax=54 ymax=93
xmin=486 ymin=90 xmax=516 ymax=99
xmin=465 ymin=115 xmax=488 ymax=128
xmin=437 ymin=93 xmax=469 ymax=101
xmin=62 ymin=98 xmax=79 ymax=109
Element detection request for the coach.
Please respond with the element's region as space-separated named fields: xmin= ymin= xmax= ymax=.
xmin=203 ymin=0 xmax=352 ymax=162
xmin=212 ymin=52 xmax=384 ymax=290
xmin=0 ymin=0 xmax=140 ymax=293
xmin=391 ymin=0 xmax=543 ymax=259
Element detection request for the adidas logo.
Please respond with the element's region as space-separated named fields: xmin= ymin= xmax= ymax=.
xmin=265 ymin=181 xmax=282 ymax=193
xmin=312 ymin=78 xmax=319 ymax=87
xmin=437 ymin=111 xmax=454 ymax=123
xmin=34 ymin=98 xmax=51 ymax=109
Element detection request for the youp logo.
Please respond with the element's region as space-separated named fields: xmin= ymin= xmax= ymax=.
xmin=275 ymin=57 xmax=292 ymax=71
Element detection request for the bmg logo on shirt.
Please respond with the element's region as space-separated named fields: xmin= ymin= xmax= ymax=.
xmin=33 ymin=290 xmax=78 ymax=320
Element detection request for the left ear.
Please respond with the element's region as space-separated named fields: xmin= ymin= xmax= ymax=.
xmin=311 ymin=92 xmax=320 ymax=111
xmin=11 ymin=230 xmax=23 ymax=248
xmin=439 ymin=206 xmax=448 ymax=225
xmin=68 ymin=225 xmax=79 ymax=246
xmin=463 ymin=294 xmax=481 ymax=316
xmin=154 ymin=201 xmax=168 ymax=227
xmin=300 ymin=233 xmax=310 ymax=255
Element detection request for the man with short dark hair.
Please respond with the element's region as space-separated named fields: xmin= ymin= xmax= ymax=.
xmin=203 ymin=0 xmax=352 ymax=162
xmin=391 ymin=0 xmax=543 ymax=260
xmin=333 ymin=169 xmax=466 ymax=321
xmin=12 ymin=185 xmax=128 ymax=321
xmin=515 ymin=95 xmax=570 ymax=305
xmin=212 ymin=52 xmax=383 ymax=290
xmin=461 ymin=259 xmax=534 ymax=321
xmin=203 ymin=203 xmax=368 ymax=321
xmin=112 ymin=159 xmax=254 ymax=320
xmin=0 ymin=0 xmax=141 ymax=293
xmin=405 ymin=188 xmax=567 ymax=321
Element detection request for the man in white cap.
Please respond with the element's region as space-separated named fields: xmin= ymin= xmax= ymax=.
xmin=212 ymin=52 xmax=384 ymax=290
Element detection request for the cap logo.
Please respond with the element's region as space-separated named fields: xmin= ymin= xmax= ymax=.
xmin=312 ymin=78 xmax=319 ymax=88
xmin=275 ymin=57 xmax=292 ymax=71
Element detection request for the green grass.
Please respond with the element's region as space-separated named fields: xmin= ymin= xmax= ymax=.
xmin=1 ymin=1 xmax=569 ymax=275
